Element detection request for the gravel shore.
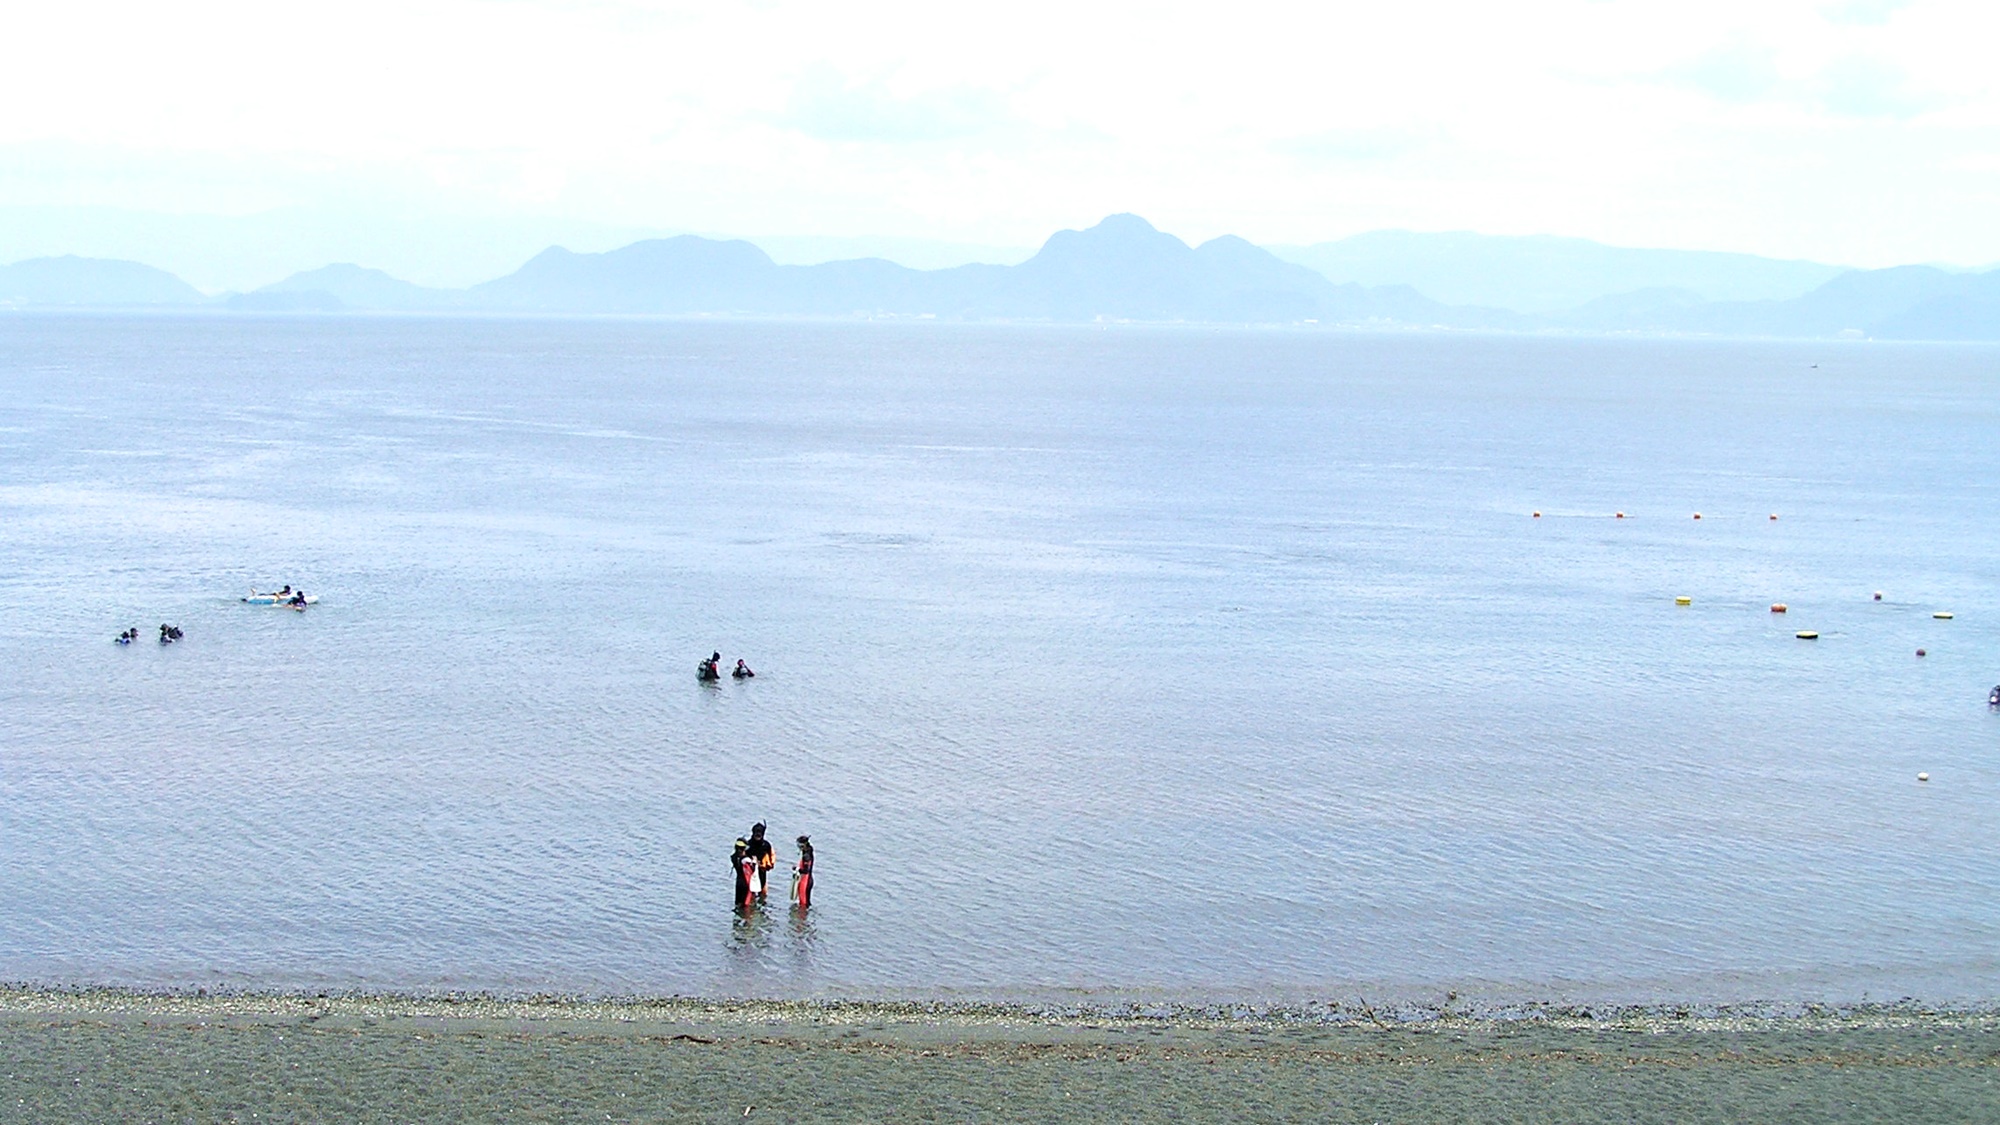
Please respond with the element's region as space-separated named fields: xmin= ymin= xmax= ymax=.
xmin=3 ymin=989 xmax=1997 ymax=1122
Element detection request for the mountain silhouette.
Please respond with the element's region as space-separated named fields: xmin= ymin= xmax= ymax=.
xmin=446 ymin=214 xmax=1509 ymax=325
xmin=10 ymin=216 xmax=2000 ymax=339
xmin=0 ymin=255 xmax=203 ymax=307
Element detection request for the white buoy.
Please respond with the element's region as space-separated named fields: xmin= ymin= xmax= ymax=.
xmin=1918 ymin=773 xmax=1930 ymax=782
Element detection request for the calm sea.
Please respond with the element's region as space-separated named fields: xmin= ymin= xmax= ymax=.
xmin=2 ymin=315 xmax=1997 ymax=1006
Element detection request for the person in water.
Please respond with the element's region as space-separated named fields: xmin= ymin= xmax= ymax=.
xmin=746 ymin=823 xmax=775 ymax=898
xmin=732 ymin=837 xmax=752 ymax=905
xmin=793 ymin=835 xmax=814 ymax=908
xmin=732 ymin=659 xmax=754 ymax=678
xmin=290 ymin=590 xmax=307 ymax=607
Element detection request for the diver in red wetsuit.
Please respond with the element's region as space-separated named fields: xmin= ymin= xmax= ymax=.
xmin=793 ymin=836 xmax=814 ymax=908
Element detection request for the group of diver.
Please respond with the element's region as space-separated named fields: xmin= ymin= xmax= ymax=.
xmin=731 ymin=822 xmax=813 ymax=909
xmin=263 ymin=585 xmax=312 ymax=608
xmin=115 ymin=624 xmax=183 ymax=645
xmin=697 ymin=651 xmax=755 ymax=681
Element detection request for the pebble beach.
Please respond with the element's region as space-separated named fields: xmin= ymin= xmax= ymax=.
xmin=3 ymin=989 xmax=1997 ymax=1122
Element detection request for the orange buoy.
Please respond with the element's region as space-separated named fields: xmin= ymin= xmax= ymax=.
xmin=1769 ymin=513 xmax=1778 ymax=520
xmin=1873 ymin=592 xmax=1883 ymax=601
xmin=1615 ymin=512 xmax=1625 ymax=519
xmin=1692 ymin=512 xmax=1702 ymax=520
xmin=1533 ymin=511 xmax=1541 ymax=518
xmin=1771 ymin=603 xmax=1787 ymax=613
xmin=1917 ymin=649 xmax=1926 ymax=657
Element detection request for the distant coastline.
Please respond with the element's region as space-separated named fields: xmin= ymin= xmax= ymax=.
xmin=5 ymin=214 xmax=1999 ymax=341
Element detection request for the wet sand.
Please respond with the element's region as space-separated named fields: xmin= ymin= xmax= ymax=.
xmin=2 ymin=990 xmax=1997 ymax=1122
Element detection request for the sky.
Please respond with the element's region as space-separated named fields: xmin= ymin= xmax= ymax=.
xmin=2 ymin=0 xmax=1996 ymax=285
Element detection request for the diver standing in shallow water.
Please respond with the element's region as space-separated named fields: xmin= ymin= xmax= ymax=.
xmin=792 ymin=835 xmax=814 ymax=908
xmin=732 ymin=837 xmax=754 ymax=906
xmin=746 ymin=823 xmax=775 ymax=899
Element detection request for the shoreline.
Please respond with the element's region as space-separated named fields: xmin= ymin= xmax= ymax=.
xmin=6 ymin=984 xmax=2000 ymax=1031
xmin=5 ymin=988 xmax=1998 ymax=1121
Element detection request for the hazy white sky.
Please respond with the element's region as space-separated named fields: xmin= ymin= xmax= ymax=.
xmin=3 ymin=0 xmax=1996 ymax=266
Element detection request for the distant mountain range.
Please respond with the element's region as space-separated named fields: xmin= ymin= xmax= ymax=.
xmin=0 ymin=255 xmax=204 ymax=307
xmin=1268 ymin=231 xmax=1848 ymax=313
xmin=4 ymin=214 xmax=1999 ymax=340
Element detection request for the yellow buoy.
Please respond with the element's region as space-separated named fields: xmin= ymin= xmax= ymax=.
xmin=1934 ymin=612 xmax=1954 ymax=620
xmin=1796 ymin=630 xmax=1818 ymax=639
xmin=1675 ymin=596 xmax=1692 ymax=606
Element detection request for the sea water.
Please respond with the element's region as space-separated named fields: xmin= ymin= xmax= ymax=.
xmin=2 ymin=315 xmax=1997 ymax=1005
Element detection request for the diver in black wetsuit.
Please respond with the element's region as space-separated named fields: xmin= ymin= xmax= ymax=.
xmin=732 ymin=659 xmax=754 ymax=678
xmin=746 ymin=823 xmax=775 ymax=899
xmin=732 ymin=837 xmax=752 ymax=905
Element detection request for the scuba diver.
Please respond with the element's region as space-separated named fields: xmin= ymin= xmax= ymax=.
xmin=746 ymin=823 xmax=775 ymax=899
xmin=732 ymin=659 xmax=755 ymax=679
xmin=732 ymin=837 xmax=754 ymax=906
xmin=158 ymin=624 xmax=183 ymax=644
xmin=289 ymin=590 xmax=308 ymax=608
xmin=792 ymin=835 xmax=814 ymax=909
xmin=115 ymin=628 xmax=135 ymax=645
xmin=1989 ymin=685 xmax=2000 ymax=707
xmin=697 ymin=656 xmax=720 ymax=681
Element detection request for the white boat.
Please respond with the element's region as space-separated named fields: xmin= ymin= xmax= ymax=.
xmin=242 ymin=591 xmax=319 ymax=605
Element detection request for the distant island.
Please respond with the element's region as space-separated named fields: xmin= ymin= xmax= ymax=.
xmin=4 ymin=214 xmax=1999 ymax=341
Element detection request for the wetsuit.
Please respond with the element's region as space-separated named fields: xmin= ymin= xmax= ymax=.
xmin=732 ymin=840 xmax=751 ymax=905
xmin=746 ymin=834 xmax=775 ymax=897
xmin=794 ymin=844 xmax=814 ymax=908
